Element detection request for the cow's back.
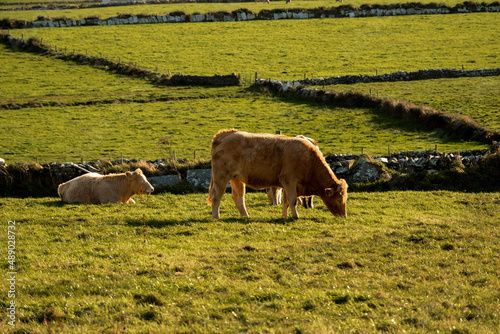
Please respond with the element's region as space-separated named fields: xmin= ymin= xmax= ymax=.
xmin=211 ymin=130 xmax=316 ymax=189
xmin=58 ymin=173 xmax=101 ymax=204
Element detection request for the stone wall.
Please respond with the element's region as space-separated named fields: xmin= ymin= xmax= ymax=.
xmin=254 ymin=77 xmax=500 ymax=144
xmin=2 ymin=143 xmax=497 ymax=196
xmin=2 ymin=2 xmax=499 ymax=29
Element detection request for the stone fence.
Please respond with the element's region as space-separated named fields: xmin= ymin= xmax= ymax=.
xmin=253 ymin=75 xmax=500 ymax=144
xmin=1 ymin=143 xmax=497 ymax=196
xmin=1 ymin=2 xmax=499 ymax=29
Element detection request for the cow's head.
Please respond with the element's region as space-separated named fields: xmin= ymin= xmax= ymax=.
xmin=322 ymin=179 xmax=348 ymax=217
xmin=126 ymin=169 xmax=154 ymax=195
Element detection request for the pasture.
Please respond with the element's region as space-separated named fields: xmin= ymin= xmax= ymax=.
xmin=1 ymin=191 xmax=499 ymax=333
xmin=8 ymin=13 xmax=499 ymax=78
xmin=1 ymin=1 xmax=499 ymax=332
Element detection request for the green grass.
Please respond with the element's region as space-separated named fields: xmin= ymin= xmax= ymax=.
xmin=0 ymin=43 xmax=167 ymax=104
xmin=0 ymin=94 xmax=489 ymax=164
xmin=0 ymin=43 xmax=238 ymax=106
xmin=0 ymin=191 xmax=499 ymax=332
xmin=315 ymin=76 xmax=500 ymax=132
xmin=0 ymin=0 xmax=473 ymax=19
xmin=9 ymin=13 xmax=499 ymax=78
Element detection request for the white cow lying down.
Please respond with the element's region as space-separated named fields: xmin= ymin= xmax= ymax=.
xmin=58 ymin=168 xmax=154 ymax=204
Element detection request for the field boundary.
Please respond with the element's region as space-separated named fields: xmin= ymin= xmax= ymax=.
xmin=1 ymin=143 xmax=499 ymax=197
xmin=255 ymin=79 xmax=500 ymax=144
xmin=1 ymin=1 xmax=499 ymax=29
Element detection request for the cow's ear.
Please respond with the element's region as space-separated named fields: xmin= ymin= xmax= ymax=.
xmin=325 ymin=188 xmax=334 ymax=197
xmin=125 ymin=171 xmax=132 ymax=178
xmin=337 ymin=179 xmax=348 ymax=193
xmin=135 ymin=168 xmax=143 ymax=174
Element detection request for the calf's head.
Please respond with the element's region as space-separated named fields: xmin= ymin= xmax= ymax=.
xmin=322 ymin=179 xmax=348 ymax=217
xmin=126 ymin=169 xmax=154 ymax=195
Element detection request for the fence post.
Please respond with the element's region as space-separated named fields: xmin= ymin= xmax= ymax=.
xmin=194 ymin=150 xmax=196 ymax=160
xmin=255 ymin=72 xmax=258 ymax=82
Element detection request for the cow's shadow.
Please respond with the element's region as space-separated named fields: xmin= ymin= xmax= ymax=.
xmin=125 ymin=216 xmax=294 ymax=228
xmin=126 ymin=218 xmax=210 ymax=228
xmin=41 ymin=199 xmax=65 ymax=207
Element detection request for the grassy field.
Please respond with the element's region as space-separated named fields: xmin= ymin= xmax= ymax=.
xmin=0 ymin=0 xmax=472 ymax=19
xmin=1 ymin=1 xmax=499 ymax=332
xmin=9 ymin=13 xmax=499 ymax=79
xmin=1 ymin=191 xmax=499 ymax=333
xmin=316 ymin=76 xmax=500 ymax=132
xmin=0 ymin=192 xmax=500 ymax=333
xmin=1 ymin=94 xmax=490 ymax=164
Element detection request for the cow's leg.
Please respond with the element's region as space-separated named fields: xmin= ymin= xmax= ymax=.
xmin=230 ymin=178 xmax=249 ymax=217
xmin=210 ymin=178 xmax=229 ymax=219
xmin=282 ymin=186 xmax=299 ymax=218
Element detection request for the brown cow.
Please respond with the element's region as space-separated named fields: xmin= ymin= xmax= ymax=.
xmin=58 ymin=169 xmax=154 ymax=204
xmin=207 ymin=129 xmax=348 ymax=218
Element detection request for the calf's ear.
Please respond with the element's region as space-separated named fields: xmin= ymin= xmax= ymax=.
xmin=325 ymin=188 xmax=334 ymax=197
xmin=126 ymin=171 xmax=132 ymax=178
xmin=135 ymin=168 xmax=143 ymax=175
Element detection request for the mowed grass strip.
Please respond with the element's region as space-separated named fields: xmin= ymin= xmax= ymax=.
xmin=316 ymin=76 xmax=500 ymax=132
xmin=0 ymin=94 xmax=488 ymax=164
xmin=0 ymin=0 xmax=473 ymax=20
xmin=0 ymin=191 xmax=498 ymax=332
xmin=10 ymin=13 xmax=499 ymax=78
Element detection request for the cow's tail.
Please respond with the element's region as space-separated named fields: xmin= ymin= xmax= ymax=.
xmin=207 ymin=177 xmax=213 ymax=205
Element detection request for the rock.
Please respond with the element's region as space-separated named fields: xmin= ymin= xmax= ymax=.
xmin=376 ymin=157 xmax=388 ymax=164
xmin=352 ymin=159 xmax=382 ymax=182
xmin=186 ymin=169 xmax=212 ymax=188
xmin=0 ymin=158 xmax=5 ymax=166
xmin=148 ymin=174 xmax=181 ymax=187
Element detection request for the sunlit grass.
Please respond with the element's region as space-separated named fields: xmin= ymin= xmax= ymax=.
xmin=0 ymin=191 xmax=498 ymax=332
xmin=0 ymin=94 xmax=488 ymax=164
xmin=315 ymin=76 xmax=500 ymax=131
xmin=9 ymin=13 xmax=499 ymax=79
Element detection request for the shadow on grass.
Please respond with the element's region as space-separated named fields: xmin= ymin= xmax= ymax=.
xmin=126 ymin=218 xmax=210 ymax=228
xmin=40 ymin=199 xmax=65 ymax=207
xmin=125 ymin=216 xmax=297 ymax=228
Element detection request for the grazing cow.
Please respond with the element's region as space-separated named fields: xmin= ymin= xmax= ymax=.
xmin=207 ymin=129 xmax=348 ymax=218
xmin=58 ymin=169 xmax=154 ymax=204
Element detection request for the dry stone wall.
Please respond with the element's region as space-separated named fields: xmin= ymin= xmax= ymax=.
xmin=1 ymin=143 xmax=498 ymax=196
xmin=2 ymin=2 xmax=499 ymax=29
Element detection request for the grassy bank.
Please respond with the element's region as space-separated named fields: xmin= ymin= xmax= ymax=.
xmin=0 ymin=191 xmax=498 ymax=332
